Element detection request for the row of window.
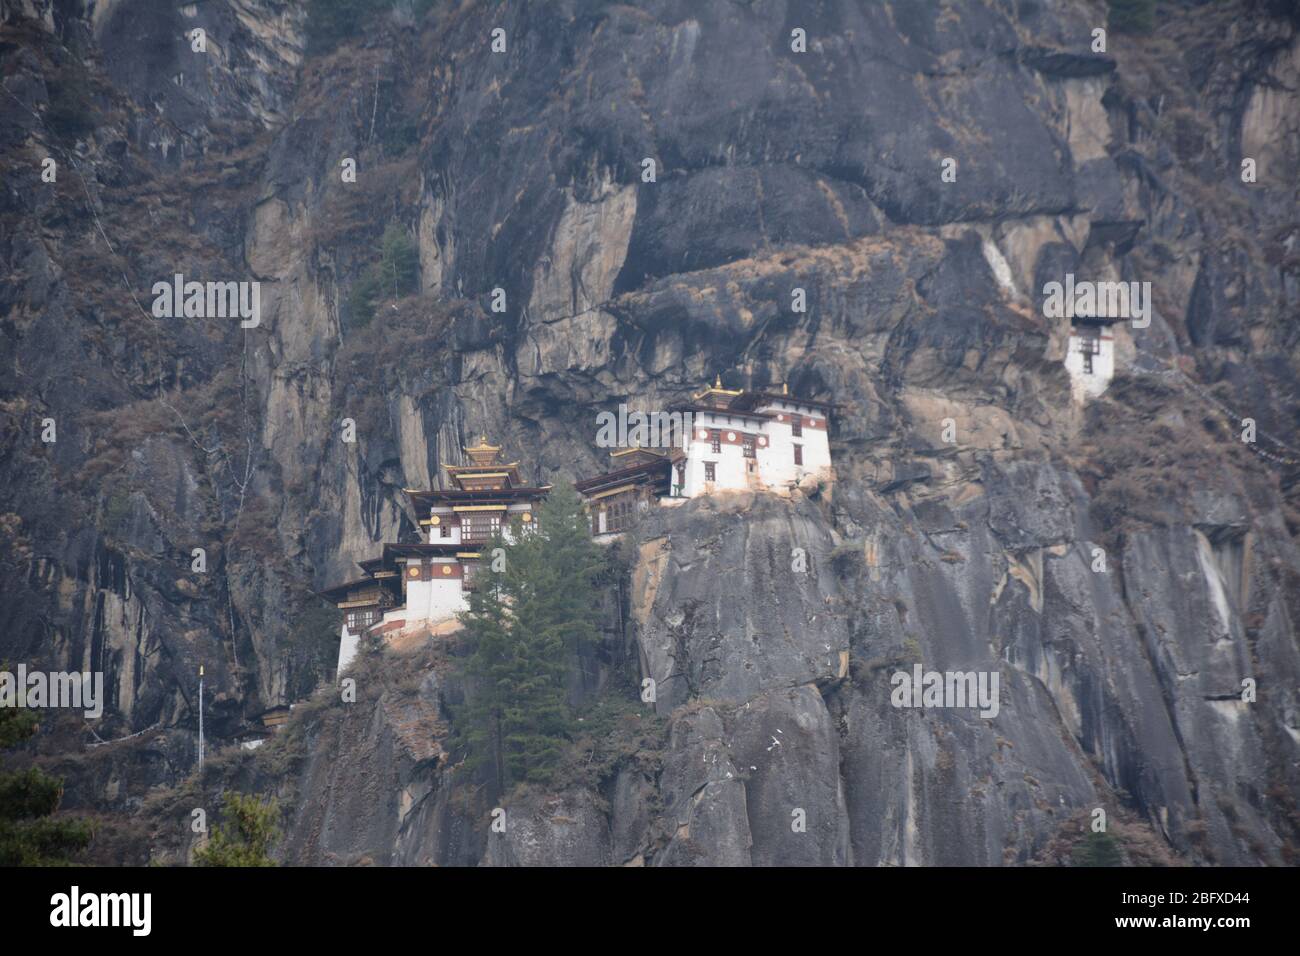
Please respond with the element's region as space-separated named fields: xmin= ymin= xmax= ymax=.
xmin=706 ymin=419 xmax=803 ymax=454
xmin=702 ymin=444 xmax=802 ymax=482
xmin=591 ymin=493 xmax=639 ymax=535
xmin=1075 ymin=330 xmax=1102 ymax=374
xmin=436 ymin=513 xmax=537 ymax=541
xmin=345 ymin=607 xmax=379 ymax=632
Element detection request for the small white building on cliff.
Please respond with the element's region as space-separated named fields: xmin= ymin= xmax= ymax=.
xmin=1064 ymin=316 xmax=1117 ymax=402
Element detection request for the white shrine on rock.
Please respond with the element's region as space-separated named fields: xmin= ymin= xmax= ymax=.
xmin=1065 ymin=316 xmax=1118 ymax=403
xmin=669 ymin=378 xmax=835 ymax=497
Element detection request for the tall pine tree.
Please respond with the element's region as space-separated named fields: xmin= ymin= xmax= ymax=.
xmin=457 ymin=481 xmax=606 ymax=795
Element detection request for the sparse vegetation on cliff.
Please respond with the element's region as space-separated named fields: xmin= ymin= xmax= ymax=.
xmin=1108 ymin=0 xmax=1156 ymax=35
xmin=306 ymin=0 xmax=435 ymax=53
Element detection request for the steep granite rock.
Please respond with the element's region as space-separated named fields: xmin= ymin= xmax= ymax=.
xmin=1 ymin=0 xmax=1298 ymax=865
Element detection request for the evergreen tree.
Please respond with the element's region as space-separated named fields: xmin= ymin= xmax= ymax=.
xmin=458 ymin=547 xmax=517 ymax=792
xmin=378 ymin=221 xmax=419 ymax=300
xmin=194 ymin=792 xmax=280 ymax=867
xmin=346 ymin=221 xmax=419 ymax=329
xmin=1074 ymin=830 xmax=1124 ymax=867
xmin=347 ymin=270 xmax=380 ymax=329
xmin=0 ymin=709 xmax=92 ymax=866
xmin=457 ymin=482 xmax=606 ymax=794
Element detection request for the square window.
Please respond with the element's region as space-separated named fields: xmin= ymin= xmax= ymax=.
xmin=704 ymin=461 xmax=716 ymax=482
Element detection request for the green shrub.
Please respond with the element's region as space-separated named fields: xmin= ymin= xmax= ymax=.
xmin=102 ymin=489 xmax=132 ymax=534
xmin=346 ymin=270 xmax=380 ymax=328
xmin=1074 ymin=830 xmax=1124 ymax=867
xmin=379 ymin=119 xmax=420 ymax=155
xmin=829 ymin=541 xmax=863 ymax=577
xmin=194 ymin=792 xmax=280 ymax=867
xmin=1108 ymin=0 xmax=1156 ymax=34
xmin=307 ymin=0 xmax=386 ymax=53
xmin=307 ymin=0 xmax=437 ymax=54
xmin=45 ymin=66 xmax=95 ymax=142
xmin=0 ymin=709 xmax=92 ymax=865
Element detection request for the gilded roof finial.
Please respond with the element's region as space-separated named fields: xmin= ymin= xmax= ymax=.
xmin=714 ymin=374 xmax=722 ymax=389
xmin=463 ymin=434 xmax=504 ymax=466
xmin=782 ymin=381 xmax=789 ymax=395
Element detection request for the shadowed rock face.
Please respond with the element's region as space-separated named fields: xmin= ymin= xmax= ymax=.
xmin=1 ymin=0 xmax=1298 ymax=865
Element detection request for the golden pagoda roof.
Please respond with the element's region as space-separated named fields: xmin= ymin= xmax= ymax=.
xmin=463 ymin=435 xmax=503 ymax=466
xmin=434 ymin=435 xmax=525 ymax=490
xmin=692 ymin=374 xmax=744 ymax=403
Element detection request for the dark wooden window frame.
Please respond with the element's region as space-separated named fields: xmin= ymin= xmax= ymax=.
xmin=461 ymin=512 xmax=502 ymax=544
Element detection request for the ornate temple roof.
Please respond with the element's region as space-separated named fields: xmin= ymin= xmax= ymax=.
xmin=678 ymin=376 xmax=838 ymax=415
xmin=692 ymin=374 xmax=745 ymax=407
xmin=463 ymin=435 xmax=503 ymax=466
xmin=440 ymin=435 xmax=525 ymax=491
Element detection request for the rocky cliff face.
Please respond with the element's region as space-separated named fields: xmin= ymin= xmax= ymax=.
xmin=2 ymin=0 xmax=1298 ymax=865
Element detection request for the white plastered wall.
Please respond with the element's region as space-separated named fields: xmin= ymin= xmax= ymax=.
xmin=402 ymin=561 xmax=467 ymax=624
xmin=754 ymin=401 xmax=832 ymax=488
xmin=1064 ymin=330 xmax=1115 ymax=403
xmin=336 ymin=622 xmax=359 ymax=678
